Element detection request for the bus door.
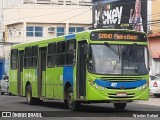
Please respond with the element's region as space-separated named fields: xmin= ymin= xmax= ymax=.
xmin=76 ymin=41 xmax=87 ymax=99
xmin=17 ymin=50 xmax=24 ymax=96
xmin=38 ymin=47 xmax=47 ymax=97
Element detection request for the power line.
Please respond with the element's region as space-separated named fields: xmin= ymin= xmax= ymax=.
xmin=2 ymin=7 xmax=91 ymax=22
xmin=58 ymin=9 xmax=90 ymax=23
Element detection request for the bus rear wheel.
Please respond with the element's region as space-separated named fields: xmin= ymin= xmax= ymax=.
xmin=114 ymin=103 xmax=126 ymax=110
xmin=26 ymin=85 xmax=42 ymax=105
xmin=67 ymin=87 xmax=81 ymax=111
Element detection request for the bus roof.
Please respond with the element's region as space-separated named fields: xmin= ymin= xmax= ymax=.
xmin=11 ymin=29 xmax=146 ymax=49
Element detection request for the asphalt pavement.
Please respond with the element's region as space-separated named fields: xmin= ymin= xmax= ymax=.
xmin=0 ymin=94 xmax=160 ymax=120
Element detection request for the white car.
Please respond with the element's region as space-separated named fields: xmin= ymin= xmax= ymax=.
xmin=0 ymin=76 xmax=9 ymax=95
xmin=149 ymin=75 xmax=160 ymax=97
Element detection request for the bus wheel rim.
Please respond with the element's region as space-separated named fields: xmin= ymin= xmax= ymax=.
xmin=27 ymin=91 xmax=31 ymax=102
xmin=68 ymin=93 xmax=74 ymax=108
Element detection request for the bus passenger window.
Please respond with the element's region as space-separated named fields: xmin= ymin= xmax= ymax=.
xmin=32 ymin=46 xmax=38 ymax=67
xmin=24 ymin=47 xmax=32 ymax=68
xmin=66 ymin=40 xmax=76 ymax=66
xmin=47 ymin=43 xmax=56 ymax=67
xmin=56 ymin=41 xmax=65 ymax=66
xmin=11 ymin=49 xmax=18 ymax=69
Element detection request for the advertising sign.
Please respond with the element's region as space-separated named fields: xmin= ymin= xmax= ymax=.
xmin=92 ymin=0 xmax=147 ymax=32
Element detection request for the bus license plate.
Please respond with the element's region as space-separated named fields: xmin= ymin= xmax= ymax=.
xmin=117 ymin=93 xmax=127 ymax=97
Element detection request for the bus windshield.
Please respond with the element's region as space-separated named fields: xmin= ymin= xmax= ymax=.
xmin=88 ymin=44 xmax=149 ymax=75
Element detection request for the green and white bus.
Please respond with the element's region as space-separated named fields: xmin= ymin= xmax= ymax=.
xmin=9 ymin=29 xmax=149 ymax=111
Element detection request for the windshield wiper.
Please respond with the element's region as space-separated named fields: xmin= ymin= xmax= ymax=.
xmin=104 ymin=42 xmax=120 ymax=56
xmin=104 ymin=42 xmax=121 ymax=72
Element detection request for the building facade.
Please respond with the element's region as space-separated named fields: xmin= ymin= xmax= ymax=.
xmin=0 ymin=0 xmax=92 ymax=75
xmin=148 ymin=0 xmax=160 ymax=75
xmin=4 ymin=0 xmax=92 ymax=43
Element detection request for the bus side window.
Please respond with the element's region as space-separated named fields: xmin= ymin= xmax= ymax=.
xmin=56 ymin=41 xmax=65 ymax=66
xmin=11 ymin=49 xmax=18 ymax=69
xmin=66 ymin=40 xmax=76 ymax=66
xmin=32 ymin=46 xmax=38 ymax=67
xmin=24 ymin=47 xmax=32 ymax=68
xmin=47 ymin=43 xmax=56 ymax=67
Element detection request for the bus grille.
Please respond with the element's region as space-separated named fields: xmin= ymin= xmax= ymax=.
xmin=106 ymin=87 xmax=136 ymax=90
xmin=100 ymin=76 xmax=144 ymax=82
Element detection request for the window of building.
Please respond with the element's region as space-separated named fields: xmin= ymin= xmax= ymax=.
xmin=66 ymin=40 xmax=76 ymax=66
xmin=56 ymin=41 xmax=65 ymax=66
xmin=47 ymin=43 xmax=56 ymax=67
xmin=58 ymin=0 xmax=64 ymax=5
xmin=24 ymin=0 xmax=29 ymax=4
xmin=26 ymin=26 xmax=43 ymax=37
xmin=57 ymin=27 xmax=65 ymax=36
xmin=79 ymin=1 xmax=92 ymax=6
xmin=66 ymin=1 xmax=71 ymax=5
xmin=11 ymin=49 xmax=18 ymax=69
xmin=69 ymin=27 xmax=84 ymax=34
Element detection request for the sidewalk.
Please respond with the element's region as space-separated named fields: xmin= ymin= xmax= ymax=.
xmin=135 ymin=95 xmax=160 ymax=106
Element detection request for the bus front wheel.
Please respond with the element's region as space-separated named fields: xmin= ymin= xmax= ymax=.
xmin=67 ymin=87 xmax=81 ymax=111
xmin=114 ymin=103 xmax=126 ymax=110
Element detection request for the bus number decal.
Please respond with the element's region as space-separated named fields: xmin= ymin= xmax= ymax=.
xmin=111 ymin=83 xmax=117 ymax=87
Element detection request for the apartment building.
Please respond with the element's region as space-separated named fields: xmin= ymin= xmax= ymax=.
xmin=0 ymin=0 xmax=92 ymax=74
xmin=4 ymin=0 xmax=92 ymax=43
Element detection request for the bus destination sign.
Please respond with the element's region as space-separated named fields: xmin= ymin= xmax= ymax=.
xmin=91 ymin=32 xmax=147 ymax=41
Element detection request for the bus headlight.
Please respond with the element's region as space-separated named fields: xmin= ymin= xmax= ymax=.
xmin=89 ymin=80 xmax=105 ymax=90
xmin=137 ymin=83 xmax=147 ymax=91
xmin=101 ymin=87 xmax=105 ymax=90
xmin=89 ymin=80 xmax=95 ymax=86
xmin=96 ymin=85 xmax=105 ymax=90
xmin=95 ymin=85 xmax=99 ymax=89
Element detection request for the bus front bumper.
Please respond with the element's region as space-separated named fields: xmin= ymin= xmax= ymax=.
xmin=85 ymin=86 xmax=149 ymax=102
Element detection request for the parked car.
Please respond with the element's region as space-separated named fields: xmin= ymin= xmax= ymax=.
xmin=0 ymin=76 xmax=9 ymax=95
xmin=149 ymin=75 xmax=160 ymax=97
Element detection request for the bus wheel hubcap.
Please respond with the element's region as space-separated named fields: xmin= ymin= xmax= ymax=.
xmin=27 ymin=91 xmax=30 ymax=102
xmin=68 ymin=93 xmax=74 ymax=108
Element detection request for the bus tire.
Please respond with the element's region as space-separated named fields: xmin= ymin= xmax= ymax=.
xmin=1 ymin=92 xmax=4 ymax=95
xmin=67 ymin=87 xmax=81 ymax=111
xmin=26 ymin=85 xmax=37 ymax=105
xmin=154 ymin=94 xmax=160 ymax=98
xmin=64 ymin=100 xmax=68 ymax=104
xmin=114 ymin=103 xmax=126 ymax=110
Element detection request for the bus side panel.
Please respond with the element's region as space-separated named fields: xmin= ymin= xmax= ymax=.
xmin=9 ymin=70 xmax=18 ymax=95
xmin=63 ymin=66 xmax=73 ymax=93
xmin=23 ymin=69 xmax=38 ymax=97
xmin=22 ymin=78 xmax=26 ymax=96
xmin=23 ymin=69 xmax=29 ymax=94
xmin=41 ymin=71 xmax=46 ymax=97
xmin=46 ymin=68 xmax=54 ymax=98
xmin=30 ymin=69 xmax=38 ymax=97
xmin=56 ymin=67 xmax=64 ymax=100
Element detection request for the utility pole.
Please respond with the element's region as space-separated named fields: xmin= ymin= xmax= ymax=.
xmin=0 ymin=0 xmax=4 ymax=42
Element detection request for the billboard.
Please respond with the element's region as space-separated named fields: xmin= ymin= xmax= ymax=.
xmin=92 ymin=0 xmax=147 ymax=32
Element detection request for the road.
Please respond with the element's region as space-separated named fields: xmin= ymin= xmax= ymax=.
xmin=0 ymin=94 xmax=160 ymax=120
